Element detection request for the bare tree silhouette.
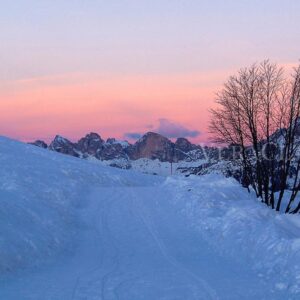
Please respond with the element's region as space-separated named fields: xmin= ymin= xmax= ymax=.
xmin=210 ymin=60 xmax=300 ymax=213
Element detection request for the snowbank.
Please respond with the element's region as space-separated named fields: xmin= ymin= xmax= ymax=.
xmin=164 ymin=174 xmax=300 ymax=294
xmin=0 ymin=137 xmax=161 ymax=274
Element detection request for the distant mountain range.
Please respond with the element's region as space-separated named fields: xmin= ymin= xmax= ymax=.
xmin=30 ymin=131 xmax=219 ymax=163
xmin=28 ymin=126 xmax=300 ymax=189
xmin=29 ymin=131 xmax=244 ymax=181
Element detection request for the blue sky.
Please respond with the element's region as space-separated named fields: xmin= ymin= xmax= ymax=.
xmin=1 ymin=0 xmax=299 ymax=81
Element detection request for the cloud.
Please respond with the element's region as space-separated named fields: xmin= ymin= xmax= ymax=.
xmin=124 ymin=132 xmax=142 ymax=140
xmin=156 ymin=118 xmax=201 ymax=139
xmin=124 ymin=119 xmax=200 ymax=141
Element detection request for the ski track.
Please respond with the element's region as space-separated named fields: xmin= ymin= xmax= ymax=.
xmin=0 ymin=185 xmax=287 ymax=300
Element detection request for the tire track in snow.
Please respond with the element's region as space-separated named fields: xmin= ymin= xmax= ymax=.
xmin=71 ymin=190 xmax=106 ymax=300
xmin=72 ymin=186 xmax=219 ymax=299
xmin=129 ymin=188 xmax=219 ymax=300
xmin=71 ymin=188 xmax=121 ymax=300
xmin=100 ymin=192 xmax=122 ymax=300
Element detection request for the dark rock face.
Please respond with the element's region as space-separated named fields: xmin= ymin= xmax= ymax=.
xmin=106 ymin=138 xmax=117 ymax=144
xmin=76 ymin=133 xmax=104 ymax=157
xmin=49 ymin=135 xmax=80 ymax=157
xmin=100 ymin=142 xmax=129 ymax=160
xmin=175 ymin=138 xmax=196 ymax=152
xmin=29 ymin=140 xmax=48 ymax=149
xmin=130 ymin=132 xmax=174 ymax=162
xmin=173 ymin=138 xmax=199 ymax=161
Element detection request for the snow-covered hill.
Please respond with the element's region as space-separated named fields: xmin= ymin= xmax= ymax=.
xmin=0 ymin=137 xmax=161 ymax=274
xmin=1 ymin=136 xmax=300 ymax=299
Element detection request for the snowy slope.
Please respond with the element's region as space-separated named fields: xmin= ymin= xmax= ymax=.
xmin=1 ymin=137 xmax=300 ymax=299
xmin=0 ymin=137 xmax=161 ymax=274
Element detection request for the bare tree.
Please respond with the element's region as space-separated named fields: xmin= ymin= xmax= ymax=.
xmin=210 ymin=61 xmax=300 ymax=213
xmin=277 ymin=65 xmax=300 ymax=212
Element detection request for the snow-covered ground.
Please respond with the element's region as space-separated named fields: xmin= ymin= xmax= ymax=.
xmin=97 ymin=157 xmax=207 ymax=176
xmin=1 ymin=136 xmax=300 ymax=299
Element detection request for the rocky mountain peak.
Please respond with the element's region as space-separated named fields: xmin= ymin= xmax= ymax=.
xmin=131 ymin=132 xmax=174 ymax=162
xmin=49 ymin=135 xmax=79 ymax=157
xmin=106 ymin=138 xmax=130 ymax=148
xmin=106 ymin=138 xmax=117 ymax=144
xmin=76 ymin=132 xmax=104 ymax=156
xmin=175 ymin=137 xmax=195 ymax=152
xmin=29 ymin=140 xmax=48 ymax=149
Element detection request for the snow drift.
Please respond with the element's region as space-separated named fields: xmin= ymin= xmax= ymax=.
xmin=0 ymin=137 xmax=161 ymax=274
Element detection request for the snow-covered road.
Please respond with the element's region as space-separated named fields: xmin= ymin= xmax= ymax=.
xmin=0 ymin=185 xmax=284 ymax=300
xmin=1 ymin=137 xmax=299 ymax=299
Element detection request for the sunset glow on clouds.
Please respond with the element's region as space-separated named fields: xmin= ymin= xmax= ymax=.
xmin=1 ymin=0 xmax=300 ymax=144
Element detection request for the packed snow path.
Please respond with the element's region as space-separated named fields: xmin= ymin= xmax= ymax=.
xmin=1 ymin=185 xmax=285 ymax=299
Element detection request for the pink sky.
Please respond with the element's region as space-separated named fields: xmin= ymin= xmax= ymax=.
xmin=1 ymin=63 xmax=298 ymax=144
xmin=0 ymin=70 xmax=231 ymax=144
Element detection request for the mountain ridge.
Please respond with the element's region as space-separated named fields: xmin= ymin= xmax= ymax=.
xmin=30 ymin=131 xmax=211 ymax=163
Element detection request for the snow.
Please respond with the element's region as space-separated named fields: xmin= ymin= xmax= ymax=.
xmin=0 ymin=137 xmax=160 ymax=275
xmin=54 ymin=135 xmax=69 ymax=144
xmin=111 ymin=140 xmax=130 ymax=148
xmin=0 ymin=136 xmax=300 ymax=299
xmin=164 ymin=175 xmax=300 ymax=295
xmin=96 ymin=157 xmax=207 ymax=176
